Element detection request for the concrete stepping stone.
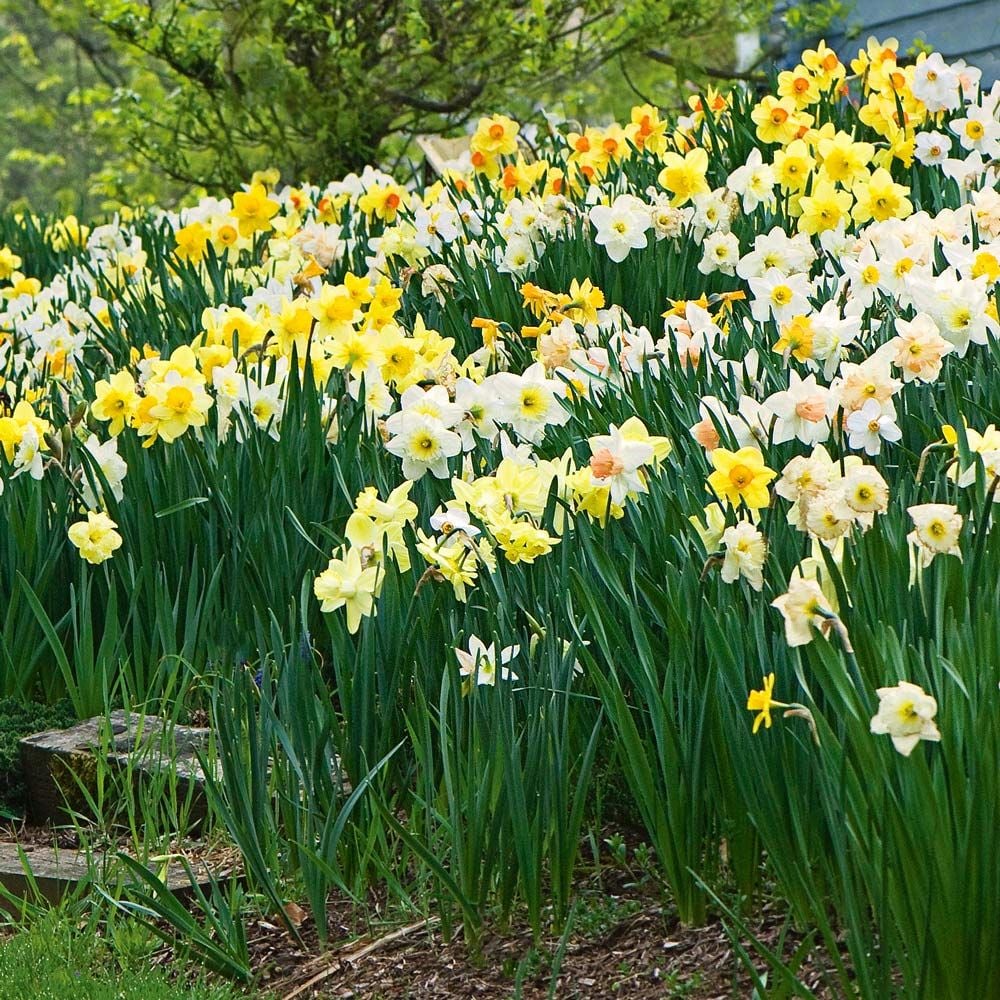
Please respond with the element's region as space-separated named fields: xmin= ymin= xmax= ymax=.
xmin=0 ymin=842 xmax=216 ymax=914
xmin=18 ymin=711 xmax=213 ymax=826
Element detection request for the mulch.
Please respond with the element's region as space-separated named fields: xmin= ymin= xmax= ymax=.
xmin=254 ymin=869 xmax=837 ymax=1000
xmin=255 ymin=902 xmax=836 ymax=999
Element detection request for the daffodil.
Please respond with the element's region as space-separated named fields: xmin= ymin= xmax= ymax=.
xmin=870 ymin=681 xmax=941 ymax=756
xmin=232 ymin=183 xmax=280 ymax=237
xmin=852 ymin=168 xmax=912 ymax=224
xmin=487 ymin=510 xmax=559 ymax=564
xmin=797 ymin=180 xmax=853 ymax=234
xmin=657 ymin=147 xmax=710 ymax=206
xmin=708 ymin=447 xmax=776 ymax=510
xmin=747 ymin=673 xmax=784 ymax=732
xmin=907 ymin=503 xmax=963 ymax=561
xmin=0 ymin=245 xmax=22 ymax=279
xmin=142 ymin=370 xmax=213 ymax=445
xmin=313 ymin=546 xmax=381 ymax=634
xmin=721 ymin=522 xmax=767 ymax=591
xmin=771 ymin=577 xmax=831 ymax=647
xmin=68 ymin=511 xmax=123 ymax=565
xmin=384 ymin=414 xmax=462 ymax=480
xmin=589 ymin=195 xmax=651 ymax=263
xmin=587 ymin=424 xmax=654 ymax=504
xmin=455 ymin=635 xmax=519 ymax=688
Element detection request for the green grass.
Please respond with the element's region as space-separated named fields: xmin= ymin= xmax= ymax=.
xmin=0 ymin=915 xmax=252 ymax=1000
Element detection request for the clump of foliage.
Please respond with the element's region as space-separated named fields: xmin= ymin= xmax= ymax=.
xmin=0 ymin=697 xmax=75 ymax=814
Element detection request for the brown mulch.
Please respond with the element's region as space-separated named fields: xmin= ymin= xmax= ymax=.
xmin=255 ymin=881 xmax=836 ymax=1000
xmin=0 ymin=819 xmax=80 ymax=850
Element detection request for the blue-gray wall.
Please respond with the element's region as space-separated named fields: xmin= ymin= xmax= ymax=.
xmin=829 ymin=0 xmax=1000 ymax=84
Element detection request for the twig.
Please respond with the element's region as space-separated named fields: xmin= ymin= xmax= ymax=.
xmin=280 ymin=918 xmax=438 ymax=1000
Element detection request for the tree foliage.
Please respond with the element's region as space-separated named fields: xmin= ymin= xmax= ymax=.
xmin=3 ymin=0 xmax=770 ymax=211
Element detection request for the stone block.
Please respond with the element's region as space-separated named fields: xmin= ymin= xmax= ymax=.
xmin=18 ymin=711 xmax=213 ymax=826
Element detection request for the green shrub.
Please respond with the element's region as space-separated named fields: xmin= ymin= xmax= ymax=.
xmin=0 ymin=697 xmax=75 ymax=815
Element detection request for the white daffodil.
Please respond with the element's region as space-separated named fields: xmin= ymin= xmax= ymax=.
xmin=589 ymin=195 xmax=651 ymax=263
xmin=384 ymin=413 xmax=462 ymax=480
xmin=81 ymin=433 xmax=128 ymax=506
xmin=845 ymin=399 xmax=902 ymax=455
xmin=455 ymin=635 xmax=520 ymax=687
xmin=870 ymin=681 xmax=941 ymax=756
xmin=720 ymin=521 xmax=767 ymax=591
xmin=907 ymin=503 xmax=963 ymax=561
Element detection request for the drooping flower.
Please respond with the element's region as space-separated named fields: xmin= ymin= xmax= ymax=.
xmin=80 ymin=434 xmax=127 ymax=507
xmin=313 ymin=546 xmax=381 ymax=634
xmin=689 ymin=503 xmax=727 ymax=553
xmin=771 ymin=577 xmax=831 ymax=647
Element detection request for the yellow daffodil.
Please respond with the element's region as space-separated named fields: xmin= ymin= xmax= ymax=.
xmin=708 ymin=447 xmax=776 ymax=510
xmin=68 ymin=511 xmax=122 ymax=565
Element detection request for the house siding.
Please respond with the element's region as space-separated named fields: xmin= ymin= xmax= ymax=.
xmin=828 ymin=0 xmax=1000 ymax=82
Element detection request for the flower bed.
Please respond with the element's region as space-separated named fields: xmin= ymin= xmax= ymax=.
xmin=1 ymin=37 xmax=999 ymax=995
